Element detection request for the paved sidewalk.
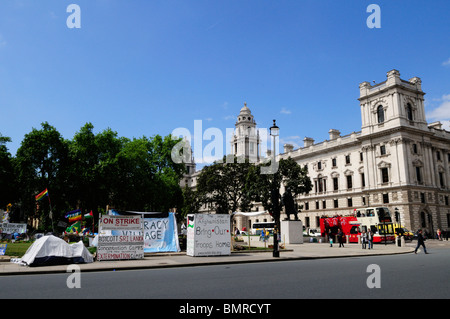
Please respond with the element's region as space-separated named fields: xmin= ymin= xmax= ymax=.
xmin=0 ymin=241 xmax=420 ymax=276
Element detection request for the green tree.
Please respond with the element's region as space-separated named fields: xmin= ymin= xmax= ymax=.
xmin=0 ymin=133 xmax=16 ymax=209
xmin=14 ymin=122 xmax=70 ymax=230
xmin=67 ymin=123 xmax=124 ymax=215
xmin=113 ymin=134 xmax=185 ymax=212
xmin=196 ymin=156 xmax=254 ymax=215
xmin=250 ymin=157 xmax=312 ymax=217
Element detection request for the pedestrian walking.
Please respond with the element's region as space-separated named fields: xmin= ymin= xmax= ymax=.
xmin=437 ymin=228 xmax=442 ymax=241
xmin=367 ymin=229 xmax=373 ymax=249
xmin=361 ymin=230 xmax=367 ymax=249
xmin=415 ymin=229 xmax=428 ymax=254
xmin=338 ymin=229 xmax=345 ymax=248
xmin=328 ymin=229 xmax=333 ymax=247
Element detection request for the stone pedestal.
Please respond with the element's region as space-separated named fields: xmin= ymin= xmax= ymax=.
xmin=281 ymin=220 xmax=303 ymax=244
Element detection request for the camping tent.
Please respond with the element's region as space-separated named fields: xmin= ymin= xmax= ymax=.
xmin=16 ymin=235 xmax=93 ymax=267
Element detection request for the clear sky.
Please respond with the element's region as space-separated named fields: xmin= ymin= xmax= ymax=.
xmin=1 ymin=0 xmax=449 ymax=164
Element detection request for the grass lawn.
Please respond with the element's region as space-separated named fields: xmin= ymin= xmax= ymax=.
xmin=4 ymin=242 xmax=33 ymax=258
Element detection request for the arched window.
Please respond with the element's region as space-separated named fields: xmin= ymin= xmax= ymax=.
xmin=406 ymin=103 xmax=413 ymax=121
xmin=377 ymin=105 xmax=385 ymax=123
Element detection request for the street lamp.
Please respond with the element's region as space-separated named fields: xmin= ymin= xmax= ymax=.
xmin=270 ymin=120 xmax=280 ymax=258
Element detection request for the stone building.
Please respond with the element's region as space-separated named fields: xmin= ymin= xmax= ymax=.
xmin=182 ymin=70 xmax=450 ymax=236
xmin=279 ymin=69 xmax=450 ymax=236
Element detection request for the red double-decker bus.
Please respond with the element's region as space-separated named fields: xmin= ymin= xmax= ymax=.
xmin=320 ymin=207 xmax=395 ymax=244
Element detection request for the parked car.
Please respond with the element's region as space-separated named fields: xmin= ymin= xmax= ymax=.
xmin=303 ymin=228 xmax=321 ymax=237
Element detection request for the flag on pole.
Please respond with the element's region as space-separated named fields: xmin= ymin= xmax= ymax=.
xmin=35 ymin=189 xmax=49 ymax=201
xmin=65 ymin=209 xmax=82 ymax=223
xmin=84 ymin=211 xmax=93 ymax=219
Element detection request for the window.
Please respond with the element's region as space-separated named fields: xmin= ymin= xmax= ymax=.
xmin=347 ymin=175 xmax=353 ymax=189
xmin=315 ymin=201 xmax=319 ymax=210
xmin=360 ymin=152 xmax=363 ymax=162
xmin=305 ymin=202 xmax=309 ymax=210
xmin=377 ymin=105 xmax=385 ymax=123
xmin=345 ymin=155 xmax=351 ymax=164
xmin=420 ymin=193 xmax=426 ymax=204
xmin=416 ymin=166 xmax=423 ymax=184
xmin=322 ymin=200 xmax=326 ymax=209
xmin=439 ymin=172 xmax=445 ymax=188
xmin=361 ymin=173 xmax=366 ymax=187
xmin=383 ymin=193 xmax=389 ymax=204
xmin=380 ymin=145 xmax=386 ymax=155
xmin=406 ymin=103 xmax=413 ymax=121
xmin=334 ymin=199 xmax=339 ymax=208
xmin=381 ymin=167 xmax=389 ymax=183
xmin=317 ymin=161 xmax=322 ymax=170
xmin=420 ymin=212 xmax=426 ymax=227
xmin=413 ymin=144 xmax=418 ymax=154
xmin=437 ymin=151 xmax=441 ymax=161
xmin=333 ymin=177 xmax=339 ymax=191
xmin=347 ymin=198 xmax=353 ymax=207
xmin=332 ymin=158 xmax=337 ymax=167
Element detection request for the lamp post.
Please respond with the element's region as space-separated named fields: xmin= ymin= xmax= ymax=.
xmin=270 ymin=120 xmax=280 ymax=258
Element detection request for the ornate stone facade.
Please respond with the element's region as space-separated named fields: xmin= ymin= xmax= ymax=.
xmin=182 ymin=70 xmax=450 ymax=236
xmin=279 ymin=70 xmax=450 ymax=236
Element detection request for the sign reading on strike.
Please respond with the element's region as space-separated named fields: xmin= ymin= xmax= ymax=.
xmin=100 ymin=215 xmax=141 ymax=230
xmin=98 ymin=215 xmax=144 ymax=261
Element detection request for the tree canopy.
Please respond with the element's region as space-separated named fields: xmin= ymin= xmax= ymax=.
xmin=0 ymin=122 xmax=185 ymax=231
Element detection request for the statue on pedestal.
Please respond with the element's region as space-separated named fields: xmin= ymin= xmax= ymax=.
xmin=282 ymin=188 xmax=298 ymax=221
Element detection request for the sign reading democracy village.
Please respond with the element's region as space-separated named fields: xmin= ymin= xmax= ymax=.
xmin=187 ymin=214 xmax=231 ymax=257
xmin=108 ymin=211 xmax=180 ymax=253
xmin=97 ymin=215 xmax=144 ymax=261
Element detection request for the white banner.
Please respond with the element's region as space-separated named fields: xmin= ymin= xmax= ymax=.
xmin=0 ymin=223 xmax=27 ymax=234
xmin=98 ymin=215 xmax=144 ymax=261
xmin=187 ymin=214 xmax=231 ymax=257
xmin=97 ymin=235 xmax=144 ymax=261
xmin=100 ymin=215 xmax=141 ymax=231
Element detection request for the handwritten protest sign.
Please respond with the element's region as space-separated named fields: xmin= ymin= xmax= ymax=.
xmin=187 ymin=214 xmax=231 ymax=257
xmin=97 ymin=215 xmax=144 ymax=261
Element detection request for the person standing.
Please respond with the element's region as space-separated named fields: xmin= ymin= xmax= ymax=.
xmin=367 ymin=229 xmax=373 ymax=249
xmin=328 ymin=229 xmax=333 ymax=247
xmin=338 ymin=229 xmax=345 ymax=248
xmin=415 ymin=229 xmax=428 ymax=254
xmin=361 ymin=230 xmax=367 ymax=249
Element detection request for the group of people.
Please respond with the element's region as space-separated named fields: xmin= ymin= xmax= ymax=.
xmin=328 ymin=227 xmax=435 ymax=255
xmin=329 ymin=229 xmax=374 ymax=249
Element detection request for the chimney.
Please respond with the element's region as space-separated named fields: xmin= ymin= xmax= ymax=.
xmin=303 ymin=137 xmax=314 ymax=147
xmin=284 ymin=144 xmax=294 ymax=153
xmin=328 ymin=129 xmax=341 ymax=140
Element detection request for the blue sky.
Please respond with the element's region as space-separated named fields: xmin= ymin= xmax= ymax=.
xmin=1 ymin=0 xmax=449 ymax=163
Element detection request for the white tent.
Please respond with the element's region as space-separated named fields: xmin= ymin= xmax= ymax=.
xmin=15 ymin=235 xmax=93 ymax=267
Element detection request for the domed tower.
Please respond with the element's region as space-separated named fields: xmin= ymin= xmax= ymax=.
xmin=230 ymin=102 xmax=261 ymax=162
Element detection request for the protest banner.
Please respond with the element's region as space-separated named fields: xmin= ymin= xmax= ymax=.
xmin=187 ymin=214 xmax=231 ymax=257
xmin=108 ymin=211 xmax=180 ymax=253
xmin=0 ymin=244 xmax=7 ymax=256
xmin=0 ymin=223 xmax=27 ymax=234
xmin=97 ymin=215 xmax=144 ymax=261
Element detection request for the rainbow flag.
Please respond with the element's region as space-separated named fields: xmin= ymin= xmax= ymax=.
xmin=35 ymin=189 xmax=49 ymax=201
xmin=65 ymin=209 xmax=82 ymax=223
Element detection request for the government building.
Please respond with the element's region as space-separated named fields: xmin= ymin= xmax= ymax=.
xmin=182 ymin=70 xmax=450 ymax=237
